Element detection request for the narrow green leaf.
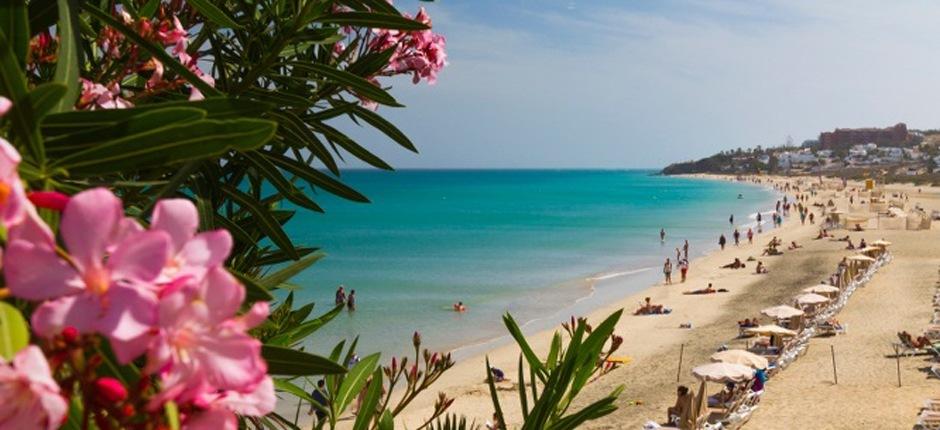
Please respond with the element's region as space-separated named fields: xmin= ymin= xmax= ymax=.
xmin=244 ymin=154 xmax=324 ymax=212
xmin=0 ymin=28 xmax=44 ymax=163
xmin=503 ymin=313 xmax=547 ymax=383
xmin=0 ymin=301 xmax=29 ymax=360
xmin=518 ymin=354 xmax=528 ymax=419
xmin=273 ymin=378 xmax=316 ymax=403
xmin=139 ymin=0 xmax=160 ymax=17
xmin=0 ymin=1 xmax=29 ymax=66
xmin=352 ymin=368 xmax=384 ymax=430
xmin=262 ymin=345 xmax=347 ymax=376
xmin=26 ymin=83 xmax=67 ymax=119
xmin=221 ymin=185 xmax=299 ymax=260
xmin=378 ymin=411 xmax=394 ymax=430
xmin=289 ymin=62 xmax=400 ymax=107
xmin=486 ymin=356 xmax=506 ymax=429
xmin=268 ymin=111 xmax=339 ymax=175
xmin=27 ymin=0 xmax=57 ymax=35
xmin=165 ymin=401 xmax=181 ymax=430
xmin=49 ymin=0 xmax=79 ymax=113
xmin=260 ymin=252 xmax=325 ymax=289
xmin=186 ymin=0 xmax=241 ymax=28
xmin=352 ymin=105 xmax=418 ymax=152
xmin=232 ymin=270 xmax=275 ymax=302
xmin=263 ymin=151 xmax=369 ymax=203
xmin=52 ymin=119 xmax=276 ymax=175
xmin=319 ymin=11 xmax=430 ymax=31
xmin=334 ymin=352 xmax=380 ymax=415
xmin=312 ymin=122 xmax=393 ymax=170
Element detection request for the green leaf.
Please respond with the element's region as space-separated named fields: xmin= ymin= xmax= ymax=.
xmin=378 ymin=411 xmax=394 ymax=430
xmin=221 ymin=185 xmax=299 ymax=260
xmin=485 ymin=356 xmax=506 ymax=429
xmin=0 ymin=1 xmax=29 ymax=66
xmin=352 ymin=368 xmax=384 ymax=430
xmin=273 ymin=378 xmax=316 ymax=403
xmin=41 ymin=98 xmax=273 ymax=135
xmin=518 ymin=354 xmax=528 ymax=418
xmin=232 ymin=270 xmax=275 ymax=302
xmin=260 ymin=252 xmax=325 ymax=289
xmin=319 ymin=11 xmax=430 ymax=31
xmin=244 ymin=154 xmax=324 ymax=212
xmin=312 ymin=122 xmax=393 ymax=170
xmin=81 ymin=4 xmax=220 ymax=98
xmin=262 ymin=345 xmax=347 ymax=376
xmin=0 ymin=301 xmax=29 ymax=360
xmin=186 ymin=0 xmax=241 ymax=28
xmin=139 ymin=0 xmax=160 ymax=18
xmin=268 ymin=304 xmax=344 ymax=347
xmin=50 ymin=0 xmax=79 ymax=113
xmin=263 ymin=152 xmax=369 ymax=202
xmin=26 ymin=83 xmax=67 ymax=119
xmin=289 ymin=62 xmax=400 ymax=107
xmin=503 ymin=313 xmax=547 ymax=383
xmin=351 ymin=105 xmax=418 ymax=153
xmin=0 ymin=28 xmax=44 ymax=163
xmin=334 ymin=352 xmax=380 ymax=415
xmin=52 ymin=118 xmax=276 ymax=175
xmin=268 ymin=111 xmax=339 ymax=175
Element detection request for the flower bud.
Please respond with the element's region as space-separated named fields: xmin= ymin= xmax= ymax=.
xmin=94 ymin=377 xmax=128 ymax=403
xmin=391 ymin=357 xmax=397 ymax=374
xmin=413 ymin=331 xmax=421 ymax=348
xmin=27 ymin=191 xmax=70 ymax=212
xmin=61 ymin=326 xmax=79 ymax=344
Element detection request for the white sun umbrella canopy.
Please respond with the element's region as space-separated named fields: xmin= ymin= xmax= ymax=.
xmin=761 ymin=305 xmax=804 ymax=319
xmin=796 ymin=293 xmax=830 ymax=305
xmin=692 ymin=362 xmax=755 ymax=383
xmin=745 ymin=324 xmax=798 ymax=337
xmin=858 ymin=246 xmax=883 ymax=254
xmin=871 ymin=239 xmax=892 ymax=247
xmin=847 ymin=255 xmax=876 ymax=262
xmin=710 ymin=350 xmax=769 ymax=370
xmin=802 ymin=284 xmax=840 ymax=294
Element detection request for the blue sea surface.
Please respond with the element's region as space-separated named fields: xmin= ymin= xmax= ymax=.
xmin=283 ymin=170 xmax=777 ymax=358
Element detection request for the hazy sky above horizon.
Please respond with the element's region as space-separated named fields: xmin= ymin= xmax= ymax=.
xmin=347 ymin=0 xmax=940 ymax=169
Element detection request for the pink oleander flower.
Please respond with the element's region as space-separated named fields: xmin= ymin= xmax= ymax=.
xmin=27 ymin=191 xmax=70 ymax=212
xmin=147 ymin=268 xmax=269 ymax=407
xmin=0 ymin=346 xmax=68 ymax=430
xmin=79 ymin=79 xmax=133 ymax=110
xmin=182 ymin=377 xmax=275 ymax=430
xmin=4 ymin=188 xmax=170 ymax=363
xmin=150 ymin=198 xmax=232 ymax=283
xmin=0 ymin=96 xmax=11 ymax=116
xmin=0 ymin=137 xmax=28 ymax=226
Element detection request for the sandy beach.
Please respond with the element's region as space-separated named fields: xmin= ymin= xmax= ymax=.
xmin=379 ymin=175 xmax=940 ymax=430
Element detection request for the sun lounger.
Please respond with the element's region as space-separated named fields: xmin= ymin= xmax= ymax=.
xmin=917 ymin=410 xmax=940 ymax=429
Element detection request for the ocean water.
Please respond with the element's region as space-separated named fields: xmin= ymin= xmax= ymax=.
xmin=283 ymin=170 xmax=778 ymax=359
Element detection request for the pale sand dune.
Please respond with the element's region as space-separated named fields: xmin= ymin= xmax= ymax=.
xmin=392 ymin=176 xmax=940 ymax=430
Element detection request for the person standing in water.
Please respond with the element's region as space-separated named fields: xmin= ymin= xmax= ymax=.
xmin=729 ymin=214 xmax=734 ymax=226
xmin=663 ymin=258 xmax=673 ymax=284
xmin=718 ymin=234 xmax=727 ymax=250
xmin=733 ymin=229 xmax=741 ymax=246
xmin=335 ymin=285 xmax=347 ymax=306
xmin=346 ymin=290 xmax=357 ymax=311
xmin=660 ymin=228 xmax=666 ymax=243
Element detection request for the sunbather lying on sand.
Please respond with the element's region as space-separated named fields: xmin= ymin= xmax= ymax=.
xmin=635 ymin=297 xmax=671 ymax=315
xmin=900 ymin=331 xmax=934 ymax=348
xmin=720 ymin=258 xmax=746 ymax=269
xmin=737 ymin=318 xmax=759 ymax=328
xmin=835 ymin=235 xmax=850 ymax=242
xmin=814 ymin=229 xmax=829 ymax=240
xmin=683 ymin=283 xmax=728 ymax=295
xmin=761 ymin=246 xmax=782 ymax=256
xmin=787 ymin=241 xmax=802 ymax=250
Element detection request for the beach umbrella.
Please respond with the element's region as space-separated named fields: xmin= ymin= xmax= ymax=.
xmin=692 ymin=362 xmax=754 ymax=383
xmin=871 ymin=239 xmax=892 ymax=247
xmin=847 ymin=255 xmax=876 ymax=262
xmin=710 ymin=350 xmax=769 ymax=369
xmin=802 ymin=284 xmax=840 ymax=294
xmin=745 ymin=324 xmax=798 ymax=337
xmin=796 ymin=293 xmax=830 ymax=305
xmin=858 ymin=246 xmax=882 ymax=254
xmin=828 ymin=208 xmax=845 ymax=214
xmin=760 ymin=305 xmax=804 ymax=319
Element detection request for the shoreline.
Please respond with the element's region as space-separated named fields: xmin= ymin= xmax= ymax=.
xmin=391 ymin=173 xmax=797 ymax=428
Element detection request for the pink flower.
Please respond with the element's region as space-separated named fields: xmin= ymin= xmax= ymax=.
xmin=0 ymin=138 xmax=28 ymax=226
xmin=146 ymin=268 xmax=268 ymax=406
xmin=0 ymin=96 xmax=11 ymax=117
xmin=4 ymin=188 xmax=170 ymax=363
xmin=79 ymin=79 xmax=133 ymax=110
xmin=182 ymin=377 xmax=275 ymax=429
xmin=150 ymin=199 xmax=232 ymax=283
xmin=27 ymin=191 xmax=70 ymax=212
xmin=0 ymin=346 xmax=68 ymax=430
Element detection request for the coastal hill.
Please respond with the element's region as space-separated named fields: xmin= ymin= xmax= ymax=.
xmin=662 ymin=123 xmax=940 ymax=183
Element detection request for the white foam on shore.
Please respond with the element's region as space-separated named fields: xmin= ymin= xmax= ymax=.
xmin=586 ymin=266 xmax=654 ymax=282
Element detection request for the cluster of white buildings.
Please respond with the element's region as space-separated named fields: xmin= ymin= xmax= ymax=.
xmin=759 ymin=143 xmax=929 ymax=174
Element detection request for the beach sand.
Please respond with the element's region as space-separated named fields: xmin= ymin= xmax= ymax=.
xmin=387 ymin=175 xmax=940 ymax=430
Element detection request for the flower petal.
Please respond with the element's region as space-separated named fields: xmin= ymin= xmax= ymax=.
xmin=215 ymin=377 xmax=275 ymax=416
xmin=31 ymin=294 xmax=101 ymax=338
xmin=98 ymin=285 xmax=158 ymax=363
xmin=152 ymin=199 xmax=199 ymax=253
xmin=182 ymin=407 xmax=237 ymax=430
xmin=176 ymin=230 xmax=232 ymax=279
xmin=201 ymin=268 xmax=244 ymax=325
xmin=194 ymin=330 xmax=265 ymax=391
xmin=4 ymin=236 xmax=82 ymax=301
xmin=61 ymin=188 xmax=122 ymax=271
xmin=108 ymin=231 xmax=171 ymax=284
xmin=12 ymin=346 xmax=58 ymax=390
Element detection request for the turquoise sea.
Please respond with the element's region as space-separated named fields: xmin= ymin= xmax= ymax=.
xmin=285 ymin=170 xmax=778 ymax=358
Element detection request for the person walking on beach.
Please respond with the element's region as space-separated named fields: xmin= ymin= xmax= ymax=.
xmin=675 ymin=247 xmax=681 ymax=262
xmin=683 ymin=240 xmax=689 ymax=259
xmin=663 ymin=258 xmax=673 ymax=284
xmin=756 ymin=211 xmax=762 ymax=226
xmin=718 ymin=234 xmax=727 ymax=250
xmin=729 ymin=214 xmax=734 ymax=226
xmin=335 ymin=285 xmax=347 ymax=306
xmin=679 ymin=258 xmax=689 ymax=283
xmin=809 ymin=212 xmax=815 ymax=224
xmin=733 ymin=229 xmax=740 ymax=246
xmin=747 ymin=228 xmax=754 ymax=244
xmin=660 ymin=228 xmax=666 ymax=243
xmin=307 ymin=379 xmax=329 ymax=423
xmin=347 ymin=289 xmax=357 ymax=311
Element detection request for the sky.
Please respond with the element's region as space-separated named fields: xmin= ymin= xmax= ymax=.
xmin=344 ymin=0 xmax=940 ymax=169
